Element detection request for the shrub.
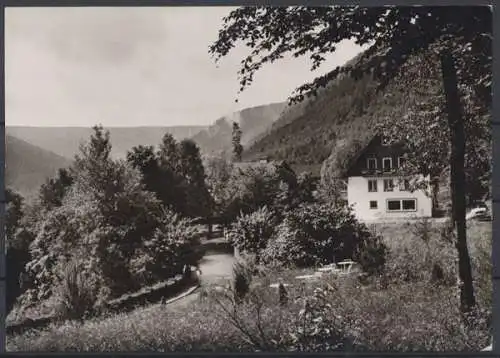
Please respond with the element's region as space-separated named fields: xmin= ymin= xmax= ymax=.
xmin=6 ymin=189 xmax=30 ymax=316
xmin=232 ymin=259 xmax=253 ymax=303
xmin=219 ymin=162 xmax=302 ymax=224
xmin=289 ymin=287 xmax=352 ymax=352
xmin=130 ymin=209 xmax=200 ymax=285
xmin=57 ymin=260 xmax=98 ymax=321
xmin=226 ymin=206 xmax=277 ymax=263
xmin=355 ymin=233 xmax=387 ymax=276
xmin=261 ymin=203 xmax=386 ymax=274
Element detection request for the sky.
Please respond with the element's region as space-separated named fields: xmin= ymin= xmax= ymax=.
xmin=6 ymin=7 xmax=366 ymax=127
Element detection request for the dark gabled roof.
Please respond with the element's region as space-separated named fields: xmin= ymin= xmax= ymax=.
xmin=342 ymin=134 xmax=380 ymax=178
xmin=343 ymin=134 xmax=408 ymax=178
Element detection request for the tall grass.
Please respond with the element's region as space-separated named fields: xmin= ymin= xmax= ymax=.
xmin=7 ymin=221 xmax=492 ymax=352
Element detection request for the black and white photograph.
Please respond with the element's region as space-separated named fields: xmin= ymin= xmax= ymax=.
xmin=4 ymin=5 xmax=493 ymax=352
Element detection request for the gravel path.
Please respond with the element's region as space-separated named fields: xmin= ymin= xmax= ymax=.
xmin=164 ymin=248 xmax=235 ymax=311
xmin=198 ymin=253 xmax=235 ymax=285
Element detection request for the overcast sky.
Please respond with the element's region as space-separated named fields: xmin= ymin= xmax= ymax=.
xmin=6 ymin=7 xmax=365 ymax=127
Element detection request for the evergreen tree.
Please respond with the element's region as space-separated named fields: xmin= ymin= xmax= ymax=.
xmin=178 ymin=139 xmax=212 ymax=219
xmin=232 ymin=122 xmax=243 ymax=162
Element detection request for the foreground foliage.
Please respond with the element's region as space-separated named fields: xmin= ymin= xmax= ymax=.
xmin=14 ymin=126 xmax=199 ymax=319
xmin=7 ymin=222 xmax=491 ymax=352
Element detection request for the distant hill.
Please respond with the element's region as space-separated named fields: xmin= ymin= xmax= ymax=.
xmin=190 ymin=103 xmax=288 ymax=156
xmin=6 ymin=126 xmax=207 ymax=160
xmin=6 ymin=135 xmax=73 ymax=199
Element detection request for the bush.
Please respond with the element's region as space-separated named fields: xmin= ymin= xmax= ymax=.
xmin=219 ymin=162 xmax=303 ymax=224
xmin=261 ymin=203 xmax=386 ymax=273
xmin=6 ymin=189 xmax=30 ymax=316
xmin=232 ymin=259 xmax=253 ymax=303
xmin=226 ymin=206 xmax=277 ymax=263
xmin=130 ymin=209 xmax=200 ymax=285
xmin=56 ymin=260 xmax=97 ymax=321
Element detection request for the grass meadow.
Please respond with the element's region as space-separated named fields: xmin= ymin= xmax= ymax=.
xmin=7 ymin=220 xmax=492 ymax=352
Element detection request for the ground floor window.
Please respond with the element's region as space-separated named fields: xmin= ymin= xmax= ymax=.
xmin=387 ymin=198 xmax=417 ymax=212
xmin=369 ymin=200 xmax=378 ymax=209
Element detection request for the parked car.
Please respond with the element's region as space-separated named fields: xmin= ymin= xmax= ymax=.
xmin=466 ymin=207 xmax=491 ymax=221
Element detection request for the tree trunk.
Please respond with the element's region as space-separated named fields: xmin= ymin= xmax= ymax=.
xmin=207 ymin=217 xmax=213 ymax=240
xmin=431 ymin=177 xmax=440 ymax=217
xmin=440 ymin=50 xmax=476 ymax=313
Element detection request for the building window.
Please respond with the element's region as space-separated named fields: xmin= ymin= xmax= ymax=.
xmin=367 ymin=157 xmax=377 ymax=170
xmin=402 ymin=199 xmax=416 ymax=211
xmin=382 ymin=157 xmax=393 ymax=171
xmin=398 ymin=156 xmax=405 ymax=168
xmin=387 ymin=200 xmax=401 ymax=211
xmin=399 ymin=178 xmax=411 ymax=191
xmin=386 ymin=199 xmax=417 ymax=212
xmin=383 ymin=179 xmax=394 ymax=192
xmin=368 ymin=179 xmax=378 ymax=192
xmin=370 ymin=201 xmax=378 ymax=209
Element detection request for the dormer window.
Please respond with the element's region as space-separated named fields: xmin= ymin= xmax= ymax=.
xmin=382 ymin=157 xmax=393 ymax=171
xmin=366 ymin=157 xmax=377 ymax=170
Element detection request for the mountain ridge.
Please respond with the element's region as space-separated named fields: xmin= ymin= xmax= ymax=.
xmin=191 ymin=102 xmax=288 ymax=156
xmin=6 ymin=135 xmax=73 ymax=199
xmin=6 ymin=126 xmax=208 ymax=160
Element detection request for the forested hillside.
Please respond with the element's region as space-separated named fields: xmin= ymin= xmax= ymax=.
xmin=242 ymin=72 xmax=379 ymax=165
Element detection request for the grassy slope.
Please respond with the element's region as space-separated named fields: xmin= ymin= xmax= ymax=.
xmin=7 ymin=221 xmax=491 ymax=352
xmin=6 ymin=126 xmax=207 ymax=160
xmin=6 ymin=135 xmax=73 ymax=199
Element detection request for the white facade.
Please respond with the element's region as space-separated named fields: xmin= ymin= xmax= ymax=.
xmin=347 ymin=175 xmax=432 ymax=221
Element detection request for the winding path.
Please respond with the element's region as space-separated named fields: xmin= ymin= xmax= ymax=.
xmin=165 ymin=243 xmax=235 ymax=310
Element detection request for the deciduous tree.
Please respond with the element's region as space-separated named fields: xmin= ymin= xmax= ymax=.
xmin=39 ymin=168 xmax=74 ymax=210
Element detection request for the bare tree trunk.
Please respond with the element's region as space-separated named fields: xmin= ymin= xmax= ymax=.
xmin=207 ymin=216 xmax=213 ymax=240
xmin=431 ymin=177 xmax=440 ymax=217
xmin=440 ymin=50 xmax=476 ymax=313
